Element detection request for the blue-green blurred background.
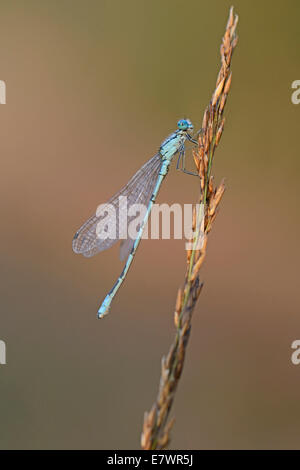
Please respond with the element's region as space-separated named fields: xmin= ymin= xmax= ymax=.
xmin=0 ymin=0 xmax=300 ymax=449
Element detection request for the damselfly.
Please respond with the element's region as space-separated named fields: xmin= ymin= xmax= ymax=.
xmin=73 ymin=119 xmax=196 ymax=318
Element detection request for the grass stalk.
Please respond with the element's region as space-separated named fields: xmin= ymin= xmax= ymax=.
xmin=141 ymin=7 xmax=238 ymax=450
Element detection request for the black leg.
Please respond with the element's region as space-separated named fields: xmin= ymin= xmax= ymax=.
xmin=176 ymin=147 xmax=199 ymax=177
xmin=186 ymin=133 xmax=198 ymax=145
xmin=176 ymin=148 xmax=184 ymax=170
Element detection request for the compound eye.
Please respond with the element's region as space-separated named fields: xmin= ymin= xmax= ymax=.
xmin=178 ymin=119 xmax=187 ymax=130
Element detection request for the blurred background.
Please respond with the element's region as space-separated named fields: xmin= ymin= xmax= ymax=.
xmin=0 ymin=0 xmax=299 ymax=449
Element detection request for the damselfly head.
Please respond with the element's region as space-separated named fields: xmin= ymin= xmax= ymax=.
xmin=177 ymin=119 xmax=193 ymax=131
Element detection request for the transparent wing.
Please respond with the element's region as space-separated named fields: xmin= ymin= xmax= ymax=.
xmin=119 ymin=158 xmax=164 ymax=261
xmin=72 ymin=153 xmax=162 ymax=258
xmin=119 ymin=237 xmax=134 ymax=262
